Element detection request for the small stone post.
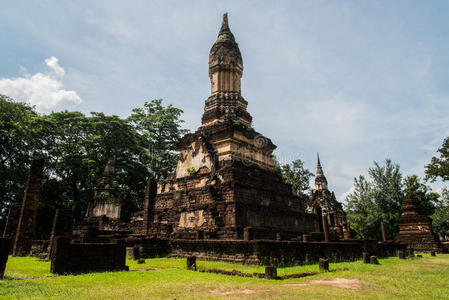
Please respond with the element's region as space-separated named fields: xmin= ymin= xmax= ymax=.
xmin=319 ymin=258 xmax=329 ymax=272
xmin=408 ymin=248 xmax=415 ymax=258
xmin=370 ymin=256 xmax=379 ymax=264
xmin=187 ymin=256 xmax=197 ymax=271
xmin=431 ymin=251 xmax=436 ymax=257
xmin=13 ymin=159 xmax=44 ymax=256
xmin=397 ymin=250 xmax=406 ymax=259
xmin=362 ymin=252 xmax=370 ymax=264
xmin=265 ymin=266 xmax=277 ymax=279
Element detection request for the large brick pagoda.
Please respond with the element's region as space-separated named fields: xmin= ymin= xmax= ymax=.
xmin=150 ymin=14 xmax=317 ymax=240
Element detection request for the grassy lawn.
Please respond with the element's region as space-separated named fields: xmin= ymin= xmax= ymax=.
xmin=0 ymin=254 xmax=448 ymax=299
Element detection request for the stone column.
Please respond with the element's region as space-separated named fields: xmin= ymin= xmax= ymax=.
xmin=143 ymin=177 xmax=157 ymax=236
xmin=12 ymin=159 xmax=44 ymax=256
xmin=3 ymin=206 xmax=20 ymax=239
xmin=47 ymin=209 xmax=73 ymax=259
xmin=322 ymin=213 xmax=330 ymax=243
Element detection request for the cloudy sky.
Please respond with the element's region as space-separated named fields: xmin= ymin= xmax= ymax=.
xmin=1 ymin=1 xmax=448 ymax=200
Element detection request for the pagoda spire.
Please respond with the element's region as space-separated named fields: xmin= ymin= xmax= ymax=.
xmin=219 ymin=13 xmax=230 ymax=35
xmin=315 ymin=153 xmax=328 ymax=190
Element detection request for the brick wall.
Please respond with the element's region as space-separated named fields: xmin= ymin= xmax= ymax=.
xmin=50 ymin=237 xmax=128 ymax=274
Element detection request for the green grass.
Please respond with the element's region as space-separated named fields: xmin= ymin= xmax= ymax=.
xmin=1 ymin=254 xmax=449 ymax=299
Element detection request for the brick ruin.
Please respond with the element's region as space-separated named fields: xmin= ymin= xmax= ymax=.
xmin=47 ymin=209 xmax=73 ymax=259
xmin=3 ymin=206 xmax=20 ymax=240
xmin=2 ymin=14 xmax=410 ymax=270
xmin=150 ymin=13 xmax=318 ymax=241
xmin=85 ymin=159 xmax=122 ymax=228
xmin=396 ymin=198 xmax=443 ymax=252
xmin=50 ymin=237 xmax=128 ymax=274
xmin=12 ymin=159 xmax=44 ymax=256
xmin=306 ymin=154 xmax=353 ymax=241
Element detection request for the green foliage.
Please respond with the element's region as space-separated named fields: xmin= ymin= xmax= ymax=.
xmin=128 ymin=99 xmax=188 ymax=181
xmin=345 ymin=175 xmax=379 ymax=239
xmin=186 ymin=167 xmax=196 ymax=176
xmin=345 ymin=159 xmax=404 ymax=240
xmin=425 ymin=137 xmax=449 ymax=182
xmin=279 ymin=159 xmax=314 ymax=200
xmin=0 ymin=96 xmax=187 ymax=237
xmin=403 ymin=175 xmax=439 ymax=216
xmin=431 ymin=188 xmax=449 ymax=238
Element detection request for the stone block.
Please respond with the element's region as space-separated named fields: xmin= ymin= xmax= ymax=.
xmin=187 ymin=256 xmax=196 ymax=271
xmin=362 ymin=252 xmax=370 ymax=264
xmin=370 ymin=256 xmax=379 ymax=264
xmin=265 ymin=266 xmax=277 ymax=279
xmin=319 ymin=258 xmax=329 ymax=272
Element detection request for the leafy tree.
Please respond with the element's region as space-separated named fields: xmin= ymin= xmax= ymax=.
xmin=403 ymin=175 xmax=439 ymax=216
xmin=0 ymin=95 xmax=40 ymax=217
xmin=368 ymin=159 xmax=403 ymax=240
xmin=425 ymin=137 xmax=449 ymax=182
xmin=128 ymin=99 xmax=188 ymax=181
xmin=345 ymin=176 xmax=379 ymax=239
xmin=345 ymin=159 xmax=404 ymax=240
xmin=431 ymin=188 xmax=449 ymax=239
xmin=279 ymin=159 xmax=314 ymax=200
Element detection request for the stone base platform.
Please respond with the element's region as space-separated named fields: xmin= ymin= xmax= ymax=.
xmin=168 ymin=239 xmax=407 ymax=265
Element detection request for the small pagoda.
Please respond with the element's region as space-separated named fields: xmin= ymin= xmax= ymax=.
xmin=396 ymin=198 xmax=442 ymax=252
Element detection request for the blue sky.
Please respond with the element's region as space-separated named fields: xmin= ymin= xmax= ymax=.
xmin=1 ymin=1 xmax=448 ymax=200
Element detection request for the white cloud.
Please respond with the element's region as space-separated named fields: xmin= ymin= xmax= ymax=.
xmin=0 ymin=57 xmax=81 ymax=112
xmin=45 ymin=56 xmax=65 ymax=77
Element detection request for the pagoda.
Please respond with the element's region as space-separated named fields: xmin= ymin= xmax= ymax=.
xmin=150 ymin=14 xmax=317 ymax=240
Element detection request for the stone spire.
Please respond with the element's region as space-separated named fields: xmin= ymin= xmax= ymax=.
xmin=208 ymin=13 xmax=243 ymax=95
xmin=99 ymin=159 xmax=115 ymax=188
xmin=315 ymin=153 xmax=328 ymax=190
xmin=202 ymin=13 xmax=252 ymax=127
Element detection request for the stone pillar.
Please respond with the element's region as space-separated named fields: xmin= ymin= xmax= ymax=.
xmin=319 ymin=258 xmax=329 ymax=272
xmin=370 ymin=256 xmax=379 ymax=264
xmin=12 ymin=159 xmax=44 ymax=256
xmin=187 ymin=256 xmax=197 ymax=271
xmin=265 ymin=266 xmax=277 ymax=279
xmin=398 ymin=250 xmax=406 ymax=259
xmin=3 ymin=206 xmax=20 ymax=239
xmin=0 ymin=238 xmax=12 ymax=279
xmin=143 ymin=177 xmax=157 ymax=235
xmin=322 ymin=213 xmax=330 ymax=243
xmin=381 ymin=221 xmax=387 ymax=242
xmin=362 ymin=252 xmax=370 ymax=264
xmin=47 ymin=209 xmax=73 ymax=259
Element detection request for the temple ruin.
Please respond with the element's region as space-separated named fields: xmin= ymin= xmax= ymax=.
xmin=396 ymin=198 xmax=443 ymax=252
xmin=150 ymin=13 xmax=317 ymax=241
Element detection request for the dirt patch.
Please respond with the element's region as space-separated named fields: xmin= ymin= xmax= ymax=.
xmin=283 ymin=283 xmax=308 ymax=287
xmin=309 ymin=278 xmax=363 ymax=290
xmin=210 ymin=289 xmax=260 ymax=295
xmin=425 ymin=259 xmax=449 ymax=264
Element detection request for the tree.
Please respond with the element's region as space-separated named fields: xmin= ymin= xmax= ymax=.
xmin=279 ymin=159 xmax=314 ymax=200
xmin=345 ymin=176 xmax=379 ymax=239
xmin=403 ymin=175 xmax=439 ymax=216
xmin=425 ymin=137 xmax=449 ymax=182
xmin=128 ymin=99 xmax=188 ymax=181
xmin=368 ymin=159 xmax=403 ymax=240
xmin=0 ymin=95 xmax=41 ymax=217
xmin=345 ymin=159 xmax=404 ymax=240
xmin=431 ymin=188 xmax=449 ymax=240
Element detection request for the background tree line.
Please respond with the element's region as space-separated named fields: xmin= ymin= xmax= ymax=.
xmin=0 ymin=95 xmax=187 ymax=238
